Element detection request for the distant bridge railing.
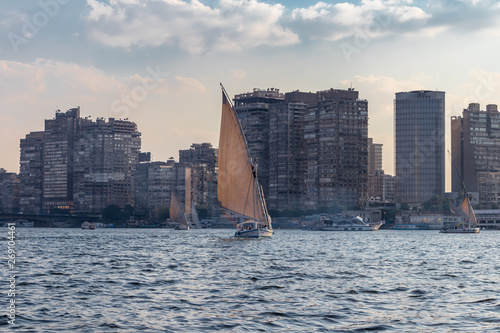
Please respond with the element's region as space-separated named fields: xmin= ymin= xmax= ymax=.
xmin=0 ymin=213 xmax=101 ymax=222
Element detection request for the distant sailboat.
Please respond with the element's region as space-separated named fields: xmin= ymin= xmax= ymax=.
xmin=170 ymin=191 xmax=189 ymax=230
xmin=218 ymin=84 xmax=273 ymax=238
xmin=441 ymin=195 xmax=479 ymax=233
xmin=190 ymin=203 xmax=201 ymax=229
xmin=441 ymin=151 xmax=479 ymax=233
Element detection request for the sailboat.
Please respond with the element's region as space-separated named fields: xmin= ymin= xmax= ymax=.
xmin=170 ymin=190 xmax=190 ymax=230
xmin=441 ymin=195 xmax=479 ymax=233
xmin=218 ymin=84 xmax=273 ymax=238
xmin=441 ymin=151 xmax=480 ymax=233
xmin=190 ymin=203 xmax=201 ymax=229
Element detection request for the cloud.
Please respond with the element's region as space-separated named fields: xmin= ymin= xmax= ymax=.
xmin=290 ymin=0 xmax=500 ymax=42
xmin=290 ymin=0 xmax=430 ymax=41
xmin=84 ymin=0 xmax=299 ymax=53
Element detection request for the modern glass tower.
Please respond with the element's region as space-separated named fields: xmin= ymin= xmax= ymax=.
xmin=395 ymin=90 xmax=445 ymax=206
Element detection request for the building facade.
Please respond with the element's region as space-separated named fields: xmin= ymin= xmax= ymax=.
xmin=73 ymin=117 xmax=141 ymax=214
xmin=367 ymin=138 xmax=383 ymax=176
xmin=268 ymin=91 xmax=318 ymax=211
xmin=451 ymin=103 xmax=500 ymax=207
xmin=19 ymin=131 xmax=44 ymax=213
xmin=395 ymin=90 xmax=445 ymax=206
xmin=42 ymin=108 xmax=81 ymax=212
xmin=234 ymin=88 xmax=285 ymax=199
xmin=305 ymin=88 xmax=368 ymax=209
xmin=179 ymin=143 xmax=218 ymax=219
xmin=0 ymin=169 xmax=20 ymax=213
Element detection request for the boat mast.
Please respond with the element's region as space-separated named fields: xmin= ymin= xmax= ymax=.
xmin=448 ymin=150 xmax=474 ymax=226
xmin=220 ymin=83 xmax=270 ymax=224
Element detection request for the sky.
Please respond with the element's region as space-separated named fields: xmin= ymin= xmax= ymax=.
xmin=1 ymin=0 xmax=500 ymax=191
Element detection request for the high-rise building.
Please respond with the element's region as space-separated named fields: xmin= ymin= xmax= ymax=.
xmin=135 ymin=160 xmax=176 ymax=214
xmin=19 ymin=131 xmax=44 ymax=213
xmin=234 ymin=88 xmax=285 ymax=199
xmin=451 ymin=103 xmax=500 ymax=207
xmin=395 ymin=90 xmax=445 ymax=206
xmin=179 ymin=143 xmax=218 ymax=219
xmin=73 ymin=117 xmax=141 ymax=213
xmin=304 ymin=88 xmax=368 ymax=209
xmin=26 ymin=108 xmax=141 ymax=214
xmin=367 ymin=138 xmax=383 ymax=176
xmin=0 ymin=169 xmax=20 ymax=213
xmin=42 ymin=108 xmax=81 ymax=212
xmin=268 ymin=91 xmax=317 ymax=211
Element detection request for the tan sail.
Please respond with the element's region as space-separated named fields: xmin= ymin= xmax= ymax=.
xmin=217 ymin=90 xmax=267 ymax=222
xmin=170 ymin=191 xmax=188 ymax=227
xmin=458 ymin=196 xmax=477 ymax=226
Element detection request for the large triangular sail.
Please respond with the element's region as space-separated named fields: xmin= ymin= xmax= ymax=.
xmin=458 ymin=196 xmax=477 ymax=226
xmin=170 ymin=191 xmax=189 ymax=227
xmin=217 ymin=85 xmax=269 ymax=223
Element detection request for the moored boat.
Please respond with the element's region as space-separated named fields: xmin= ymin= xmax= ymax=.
xmin=320 ymin=216 xmax=382 ymax=231
xmin=81 ymin=221 xmax=96 ymax=230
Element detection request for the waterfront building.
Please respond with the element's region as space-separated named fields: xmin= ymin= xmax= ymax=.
xmin=451 ymin=103 xmax=500 ymax=208
xmin=234 ymin=88 xmax=285 ymax=199
xmin=268 ymin=91 xmax=317 ymax=211
xmin=304 ymin=88 xmax=368 ymax=210
xmin=19 ymin=131 xmax=44 ymax=213
xmin=395 ymin=90 xmax=445 ymax=206
xmin=23 ymin=108 xmax=142 ymax=214
xmin=0 ymin=169 xmax=20 ymax=213
xmin=135 ymin=161 xmax=176 ymax=215
xmin=73 ymin=117 xmax=141 ymax=214
xmin=42 ymin=108 xmax=81 ymax=213
xmin=179 ymin=143 xmax=218 ymax=219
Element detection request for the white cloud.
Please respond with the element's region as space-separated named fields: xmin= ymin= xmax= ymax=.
xmin=84 ymin=0 xmax=299 ymax=53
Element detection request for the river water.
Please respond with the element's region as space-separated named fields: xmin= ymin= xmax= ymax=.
xmin=2 ymin=228 xmax=500 ymax=332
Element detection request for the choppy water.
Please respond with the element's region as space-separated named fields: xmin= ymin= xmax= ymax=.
xmin=2 ymin=228 xmax=500 ymax=332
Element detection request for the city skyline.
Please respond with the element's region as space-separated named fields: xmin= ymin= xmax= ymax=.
xmin=1 ymin=0 xmax=500 ymax=195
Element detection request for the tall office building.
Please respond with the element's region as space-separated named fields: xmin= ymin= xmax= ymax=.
xmin=395 ymin=90 xmax=445 ymax=206
xmin=234 ymin=88 xmax=285 ymax=199
xmin=451 ymin=103 xmax=500 ymax=207
xmin=19 ymin=131 xmax=44 ymax=213
xmin=42 ymin=108 xmax=81 ymax=212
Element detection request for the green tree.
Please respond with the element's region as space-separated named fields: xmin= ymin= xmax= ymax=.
xmin=422 ymin=195 xmax=450 ymax=212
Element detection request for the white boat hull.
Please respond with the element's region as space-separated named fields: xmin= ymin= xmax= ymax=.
xmin=321 ymin=225 xmax=381 ymax=231
xmin=235 ymin=228 xmax=273 ymax=238
xmin=440 ymin=228 xmax=479 ymax=234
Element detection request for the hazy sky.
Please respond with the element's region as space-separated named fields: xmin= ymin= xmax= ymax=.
xmin=1 ymin=0 xmax=500 ymax=191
